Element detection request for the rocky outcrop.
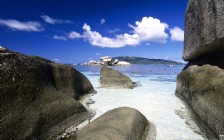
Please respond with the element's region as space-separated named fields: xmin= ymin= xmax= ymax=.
xmin=100 ymin=66 xmax=134 ymax=88
xmin=88 ymin=60 xmax=101 ymax=66
xmin=66 ymin=107 xmax=156 ymax=140
xmin=0 ymin=47 xmax=94 ymax=139
xmin=176 ymin=65 xmax=224 ymax=139
xmin=100 ymin=56 xmax=112 ymax=66
xmin=176 ymin=0 xmax=224 ymax=139
xmin=117 ymin=61 xmax=131 ymax=66
xmin=183 ymin=0 xmax=224 ymax=61
xmin=51 ymin=63 xmax=94 ymax=99
xmin=82 ymin=56 xmax=131 ymax=66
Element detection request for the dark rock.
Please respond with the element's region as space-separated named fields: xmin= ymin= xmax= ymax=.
xmin=66 ymin=107 xmax=156 ymax=140
xmin=176 ymin=64 xmax=224 ymax=139
xmin=100 ymin=66 xmax=134 ymax=88
xmin=0 ymin=47 xmax=94 ymax=139
xmin=50 ymin=63 xmax=94 ymax=99
xmin=183 ymin=53 xmax=224 ymax=70
xmin=183 ymin=0 xmax=224 ymax=61
xmin=177 ymin=0 xmax=224 ymax=139
xmin=113 ymin=58 xmax=119 ymax=65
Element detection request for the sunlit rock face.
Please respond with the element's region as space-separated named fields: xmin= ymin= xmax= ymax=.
xmin=183 ymin=0 xmax=224 ymax=61
xmin=66 ymin=107 xmax=156 ymax=140
xmin=176 ymin=65 xmax=224 ymax=139
xmin=100 ymin=66 xmax=134 ymax=89
xmin=0 ymin=47 xmax=94 ymax=139
xmin=176 ymin=0 xmax=224 ymax=139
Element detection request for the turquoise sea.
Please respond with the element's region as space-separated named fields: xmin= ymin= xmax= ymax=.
xmin=75 ymin=65 xmax=205 ymax=140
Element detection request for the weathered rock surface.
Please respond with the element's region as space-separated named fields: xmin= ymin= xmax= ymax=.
xmin=177 ymin=0 xmax=224 ymax=139
xmin=66 ymin=107 xmax=156 ymax=140
xmin=50 ymin=63 xmax=94 ymax=99
xmin=0 ymin=47 xmax=94 ymax=139
xmin=183 ymin=0 xmax=224 ymax=61
xmin=176 ymin=65 xmax=224 ymax=139
xmin=100 ymin=66 xmax=134 ymax=88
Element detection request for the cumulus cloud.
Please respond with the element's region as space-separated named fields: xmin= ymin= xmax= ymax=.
xmin=81 ymin=23 xmax=140 ymax=47
xmin=0 ymin=19 xmax=44 ymax=31
xmin=41 ymin=15 xmax=72 ymax=24
xmin=53 ymin=35 xmax=67 ymax=40
xmin=129 ymin=17 xmax=169 ymax=43
xmin=170 ymin=27 xmax=184 ymax=42
xmin=69 ymin=17 xmax=169 ymax=48
xmin=100 ymin=18 xmax=106 ymax=25
xmin=68 ymin=31 xmax=82 ymax=39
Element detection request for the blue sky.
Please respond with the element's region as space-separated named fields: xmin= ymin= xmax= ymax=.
xmin=0 ymin=0 xmax=187 ymax=63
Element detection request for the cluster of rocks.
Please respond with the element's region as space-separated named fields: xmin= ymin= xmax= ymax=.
xmin=82 ymin=56 xmax=131 ymax=66
xmin=1 ymin=46 xmax=155 ymax=140
xmin=176 ymin=0 xmax=224 ymax=139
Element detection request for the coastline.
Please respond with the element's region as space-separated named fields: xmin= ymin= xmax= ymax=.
xmin=72 ymin=65 xmax=205 ymax=139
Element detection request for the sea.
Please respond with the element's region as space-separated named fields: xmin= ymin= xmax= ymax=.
xmin=74 ymin=64 xmax=205 ymax=140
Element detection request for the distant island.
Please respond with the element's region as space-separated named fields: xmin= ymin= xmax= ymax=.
xmin=112 ymin=56 xmax=184 ymax=65
xmin=64 ymin=56 xmax=184 ymax=66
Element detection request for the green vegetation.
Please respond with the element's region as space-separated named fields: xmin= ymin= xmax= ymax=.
xmin=30 ymin=55 xmax=53 ymax=63
xmin=113 ymin=56 xmax=183 ymax=65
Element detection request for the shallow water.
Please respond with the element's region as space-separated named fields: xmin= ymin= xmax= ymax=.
xmin=75 ymin=65 xmax=205 ymax=140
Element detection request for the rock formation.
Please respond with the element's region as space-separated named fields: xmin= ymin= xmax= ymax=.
xmin=0 ymin=47 xmax=94 ymax=139
xmin=100 ymin=65 xmax=135 ymax=88
xmin=100 ymin=56 xmax=112 ymax=66
xmin=116 ymin=61 xmax=131 ymax=66
xmin=183 ymin=0 xmax=224 ymax=61
xmin=81 ymin=56 xmax=131 ymax=66
xmin=176 ymin=0 xmax=224 ymax=139
xmin=65 ymin=107 xmax=156 ymax=140
xmin=88 ymin=60 xmax=101 ymax=66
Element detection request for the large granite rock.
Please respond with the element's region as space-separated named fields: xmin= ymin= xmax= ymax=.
xmin=176 ymin=65 xmax=224 ymax=139
xmin=66 ymin=107 xmax=156 ymax=140
xmin=0 ymin=47 xmax=94 ymax=139
xmin=183 ymin=0 xmax=224 ymax=61
xmin=176 ymin=0 xmax=224 ymax=139
xmin=100 ymin=66 xmax=134 ymax=89
xmin=50 ymin=63 xmax=94 ymax=99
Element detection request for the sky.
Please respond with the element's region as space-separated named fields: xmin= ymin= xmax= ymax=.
xmin=0 ymin=0 xmax=188 ymax=63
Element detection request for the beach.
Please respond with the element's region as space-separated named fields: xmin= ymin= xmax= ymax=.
xmin=75 ymin=65 xmax=205 ymax=140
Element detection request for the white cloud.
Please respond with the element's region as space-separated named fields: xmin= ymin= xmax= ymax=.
xmin=128 ymin=17 xmax=169 ymax=43
xmin=0 ymin=19 xmax=44 ymax=32
xmin=70 ymin=17 xmax=169 ymax=48
xmin=170 ymin=27 xmax=184 ymax=42
xmin=53 ymin=35 xmax=67 ymax=40
xmin=100 ymin=18 xmax=106 ymax=25
xmin=41 ymin=15 xmax=72 ymax=24
xmin=81 ymin=23 xmax=139 ymax=47
xmin=68 ymin=31 xmax=82 ymax=39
